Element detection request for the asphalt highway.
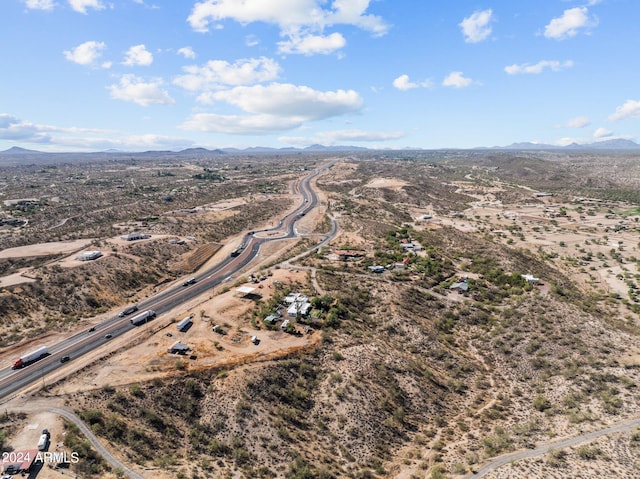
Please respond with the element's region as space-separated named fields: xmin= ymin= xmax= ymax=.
xmin=0 ymin=163 xmax=329 ymax=400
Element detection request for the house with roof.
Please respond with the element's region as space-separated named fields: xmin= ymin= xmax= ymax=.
xmin=449 ymin=281 xmax=469 ymax=294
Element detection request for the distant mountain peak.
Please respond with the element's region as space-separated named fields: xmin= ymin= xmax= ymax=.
xmin=1 ymin=146 xmax=42 ymax=154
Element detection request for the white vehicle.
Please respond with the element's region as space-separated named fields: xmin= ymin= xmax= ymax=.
xmin=130 ymin=310 xmax=157 ymax=326
xmin=12 ymin=346 xmax=48 ymax=369
xmin=37 ymin=433 xmax=49 ymax=451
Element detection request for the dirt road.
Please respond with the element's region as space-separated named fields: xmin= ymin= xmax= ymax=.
xmin=469 ymin=416 xmax=640 ymax=478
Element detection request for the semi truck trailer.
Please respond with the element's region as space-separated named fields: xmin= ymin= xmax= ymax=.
xmin=130 ymin=310 xmax=156 ymax=326
xmin=12 ymin=346 xmax=49 ymax=369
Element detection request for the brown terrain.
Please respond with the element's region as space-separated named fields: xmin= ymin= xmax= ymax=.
xmin=0 ymin=151 xmax=639 ymax=479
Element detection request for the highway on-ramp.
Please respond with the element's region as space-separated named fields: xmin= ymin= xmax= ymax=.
xmin=0 ymin=162 xmax=333 ymax=401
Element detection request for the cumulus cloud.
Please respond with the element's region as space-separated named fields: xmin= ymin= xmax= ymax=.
xmin=392 ymin=74 xmax=433 ymax=91
xmin=68 ymin=0 xmax=105 ymax=14
xmin=210 ymin=83 xmax=363 ymax=120
xmin=63 ymin=40 xmax=107 ymax=66
xmin=609 ymin=100 xmax=640 ymax=121
xmin=459 ymin=9 xmax=494 ymax=43
xmin=593 ymin=127 xmax=612 ymax=138
xmin=544 ymin=7 xmax=597 ymax=40
xmin=107 ymin=75 xmax=175 ymax=106
xmin=180 ymin=83 xmax=363 ymax=135
xmin=505 ymin=60 xmax=573 ymax=75
xmin=23 ymin=0 xmax=56 ymax=10
xmin=123 ymin=44 xmax=153 ymax=66
xmin=177 ymin=46 xmax=196 ymax=59
xmin=281 ymin=129 xmax=405 ymax=146
xmin=187 ymin=0 xmax=388 ymax=55
xmin=278 ymin=32 xmax=346 ymax=55
xmin=174 ymin=57 xmax=280 ymax=91
xmin=442 ymin=71 xmax=474 ymax=88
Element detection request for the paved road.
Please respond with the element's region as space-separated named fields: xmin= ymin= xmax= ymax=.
xmin=469 ymin=416 xmax=640 ymax=478
xmin=0 ymin=161 xmax=334 ymax=401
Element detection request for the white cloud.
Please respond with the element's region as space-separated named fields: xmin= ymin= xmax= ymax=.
xmin=505 ymin=60 xmax=574 ymax=75
xmin=281 ymin=129 xmax=405 ymax=146
xmin=177 ymin=46 xmax=196 ymax=59
xmin=23 ymin=0 xmax=56 ymax=10
xmin=180 ymin=83 xmax=363 ymax=135
xmin=557 ymin=116 xmax=591 ymax=128
xmin=63 ymin=40 xmax=107 ymax=66
xmin=609 ymin=100 xmax=640 ymax=121
xmin=544 ymin=7 xmax=597 ymax=40
xmin=442 ymin=71 xmax=474 ymax=88
xmin=174 ymin=57 xmax=280 ymax=91
xmin=187 ymin=0 xmax=388 ymax=55
xmin=593 ymin=127 xmax=612 ymax=138
xmin=278 ymin=32 xmax=346 ymax=55
xmin=68 ymin=0 xmax=105 ymax=14
xmin=393 ymin=74 xmax=417 ymax=91
xmin=0 ymin=113 xmax=195 ymax=152
xmin=392 ymin=74 xmax=433 ymax=91
xmin=180 ymin=113 xmax=304 ymax=135
xmin=0 ymin=114 xmax=51 ymax=143
xmin=123 ymin=44 xmax=153 ymax=66
xmin=108 ymin=75 xmax=175 ymax=106
xmin=459 ymin=9 xmax=494 ymax=43
xmin=210 ymin=83 xmax=363 ymax=120
xmin=245 ymin=35 xmax=260 ymax=47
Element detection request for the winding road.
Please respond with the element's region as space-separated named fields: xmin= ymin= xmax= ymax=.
xmin=0 ymin=161 xmax=335 ymax=401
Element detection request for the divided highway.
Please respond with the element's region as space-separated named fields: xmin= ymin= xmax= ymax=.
xmin=0 ymin=163 xmax=331 ymax=400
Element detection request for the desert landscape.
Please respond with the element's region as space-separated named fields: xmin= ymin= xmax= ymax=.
xmin=0 ymin=150 xmax=639 ymax=478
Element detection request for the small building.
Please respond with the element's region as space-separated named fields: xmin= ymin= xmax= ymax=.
xmin=281 ymin=319 xmax=290 ymax=330
xmin=77 ymin=250 xmax=102 ymax=261
xmin=522 ymin=274 xmax=540 ymax=285
xmin=284 ymin=293 xmax=308 ymax=304
xmin=168 ymin=342 xmax=190 ymax=354
xmin=368 ymin=265 xmax=385 ymax=273
xmin=120 ymin=232 xmax=151 ymax=241
xmin=264 ymin=315 xmax=278 ymax=324
xmin=449 ymin=281 xmax=469 ymax=293
xmin=287 ymin=300 xmax=312 ymax=317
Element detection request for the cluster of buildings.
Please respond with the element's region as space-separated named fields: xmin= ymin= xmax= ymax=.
xmin=120 ymin=232 xmax=151 ymax=241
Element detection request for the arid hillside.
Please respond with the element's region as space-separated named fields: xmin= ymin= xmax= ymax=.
xmin=11 ymin=153 xmax=633 ymax=479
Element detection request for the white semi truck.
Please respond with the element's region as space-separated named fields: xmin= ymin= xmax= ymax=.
xmin=12 ymin=346 xmax=49 ymax=369
xmin=129 ymin=310 xmax=156 ymax=326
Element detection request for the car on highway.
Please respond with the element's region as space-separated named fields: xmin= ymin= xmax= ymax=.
xmin=183 ymin=277 xmax=197 ymax=286
xmin=118 ymin=305 xmax=139 ymax=317
xmin=59 ymin=356 xmax=70 ymax=363
xmin=104 ymin=334 xmax=113 ymax=339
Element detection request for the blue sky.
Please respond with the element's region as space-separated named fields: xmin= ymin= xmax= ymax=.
xmin=1 ymin=0 xmax=639 ymax=151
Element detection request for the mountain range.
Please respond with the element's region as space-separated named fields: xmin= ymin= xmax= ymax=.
xmin=0 ymin=139 xmax=638 ymax=165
